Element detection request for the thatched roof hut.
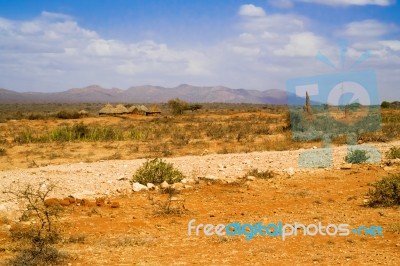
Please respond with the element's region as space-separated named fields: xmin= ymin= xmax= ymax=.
xmin=99 ymin=104 xmax=114 ymax=115
xmin=99 ymin=104 xmax=129 ymax=115
xmin=128 ymin=105 xmax=148 ymax=115
xmin=114 ymin=104 xmax=129 ymax=114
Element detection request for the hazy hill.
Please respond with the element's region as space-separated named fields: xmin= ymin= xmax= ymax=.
xmin=0 ymin=84 xmax=302 ymax=104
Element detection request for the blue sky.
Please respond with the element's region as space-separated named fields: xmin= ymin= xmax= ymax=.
xmin=0 ymin=0 xmax=399 ymax=100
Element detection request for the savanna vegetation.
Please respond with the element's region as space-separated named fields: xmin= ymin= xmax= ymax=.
xmin=0 ymin=101 xmax=399 ymax=170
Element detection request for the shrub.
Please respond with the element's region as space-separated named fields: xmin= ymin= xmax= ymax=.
xmin=345 ymin=149 xmax=370 ymax=164
xmin=55 ymin=110 xmax=80 ymax=119
xmin=28 ymin=113 xmax=45 ymax=120
xmin=168 ymin=98 xmax=189 ymax=115
xmin=4 ymin=183 xmax=68 ymax=266
xmin=131 ymin=158 xmax=185 ymax=185
xmin=7 ymin=246 xmax=68 ymax=266
xmin=167 ymin=98 xmax=202 ymax=115
xmin=381 ymin=101 xmax=390 ymax=108
xmin=367 ymin=174 xmax=400 ymax=207
xmin=386 ymin=146 xmax=400 ymax=159
xmin=0 ymin=147 xmax=6 ymax=156
xmin=245 ymin=168 xmax=274 ymax=179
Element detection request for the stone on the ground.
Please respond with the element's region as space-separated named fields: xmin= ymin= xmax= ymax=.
xmin=172 ymin=182 xmax=184 ymax=190
xmin=160 ymin=181 xmax=170 ymax=189
xmin=132 ymin=182 xmax=148 ymax=192
xmin=147 ymin=183 xmax=156 ymax=189
xmin=205 ymin=175 xmax=218 ymax=180
xmin=181 ymin=178 xmax=195 ymax=184
xmin=287 ymin=167 xmax=295 ymax=177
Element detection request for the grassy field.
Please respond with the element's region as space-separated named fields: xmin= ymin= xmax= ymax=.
xmin=0 ymin=103 xmax=399 ymax=170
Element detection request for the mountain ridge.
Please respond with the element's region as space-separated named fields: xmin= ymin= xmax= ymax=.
xmin=0 ymin=84 xmax=302 ymax=104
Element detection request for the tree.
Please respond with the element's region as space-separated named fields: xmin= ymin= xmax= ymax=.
xmin=381 ymin=101 xmax=390 ymax=108
xmin=167 ymin=98 xmax=202 ymax=115
xmin=168 ymin=98 xmax=188 ymax=115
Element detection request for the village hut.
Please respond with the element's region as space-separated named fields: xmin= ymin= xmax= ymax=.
xmin=99 ymin=104 xmax=115 ymax=115
xmin=139 ymin=105 xmax=149 ymax=112
xmin=128 ymin=105 xmax=147 ymax=115
xmin=114 ymin=104 xmax=129 ymax=114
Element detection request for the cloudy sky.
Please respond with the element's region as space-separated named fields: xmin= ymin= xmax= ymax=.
xmin=0 ymin=0 xmax=399 ymax=100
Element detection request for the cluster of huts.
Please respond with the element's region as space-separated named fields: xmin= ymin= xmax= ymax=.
xmin=99 ymin=104 xmax=160 ymax=116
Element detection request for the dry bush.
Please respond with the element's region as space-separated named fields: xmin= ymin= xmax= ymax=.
xmin=366 ymin=174 xmax=400 ymax=207
xmin=3 ymin=183 xmax=68 ymax=266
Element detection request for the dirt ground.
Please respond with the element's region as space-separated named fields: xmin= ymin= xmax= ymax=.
xmin=0 ymin=163 xmax=399 ymax=265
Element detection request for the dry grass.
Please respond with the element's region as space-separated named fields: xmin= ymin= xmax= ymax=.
xmin=0 ymin=104 xmax=399 ymax=170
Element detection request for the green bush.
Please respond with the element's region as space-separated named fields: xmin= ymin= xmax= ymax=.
xmin=381 ymin=101 xmax=390 ymax=108
xmin=55 ymin=110 xmax=80 ymax=119
xmin=367 ymin=174 xmax=400 ymax=207
xmin=386 ymin=146 xmax=400 ymax=159
xmin=345 ymin=149 xmax=370 ymax=164
xmin=168 ymin=98 xmax=189 ymax=115
xmin=167 ymin=98 xmax=202 ymax=115
xmin=131 ymin=158 xmax=185 ymax=185
xmin=27 ymin=113 xmax=46 ymax=120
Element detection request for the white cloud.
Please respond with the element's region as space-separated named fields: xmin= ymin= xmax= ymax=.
xmin=338 ymin=20 xmax=397 ymax=38
xmin=269 ymin=0 xmax=294 ymax=8
xmin=275 ymin=32 xmax=324 ymax=56
xmin=0 ymin=12 xmax=211 ymax=91
xmin=298 ymin=0 xmax=394 ymax=6
xmin=238 ymin=4 xmax=266 ymax=17
xmin=380 ymin=40 xmax=400 ymax=51
xmin=0 ymin=9 xmax=399 ymax=101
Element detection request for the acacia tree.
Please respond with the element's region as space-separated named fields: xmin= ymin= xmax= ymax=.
xmin=168 ymin=98 xmax=202 ymax=115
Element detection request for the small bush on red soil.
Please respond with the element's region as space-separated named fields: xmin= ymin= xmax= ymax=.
xmin=367 ymin=174 xmax=400 ymax=207
xmin=245 ymin=168 xmax=274 ymax=179
xmin=3 ymin=183 xmax=69 ymax=266
xmin=131 ymin=158 xmax=185 ymax=185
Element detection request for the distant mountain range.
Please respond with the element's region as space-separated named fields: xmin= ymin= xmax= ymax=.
xmin=0 ymin=84 xmax=307 ymax=104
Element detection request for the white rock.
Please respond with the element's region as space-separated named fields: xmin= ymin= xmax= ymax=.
xmin=287 ymin=167 xmax=295 ymax=177
xmin=132 ymin=182 xmax=149 ymax=192
xmin=181 ymin=178 xmax=195 ymax=184
xmin=147 ymin=183 xmax=156 ymax=190
xmin=205 ymin=175 xmax=218 ymax=180
xmin=312 ymin=146 xmax=317 ymax=149
xmin=184 ymin=185 xmax=193 ymax=189
xmin=160 ymin=181 xmax=170 ymax=189
xmin=247 ymin=176 xmax=256 ymax=181
xmin=117 ymin=176 xmax=128 ymax=181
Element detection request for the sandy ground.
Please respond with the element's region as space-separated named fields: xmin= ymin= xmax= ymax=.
xmin=0 ymin=141 xmax=399 ymax=265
